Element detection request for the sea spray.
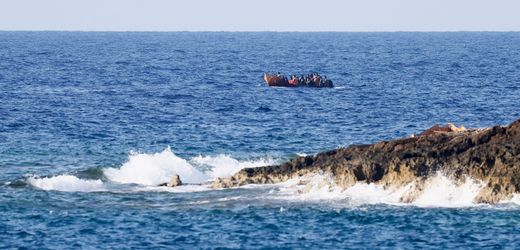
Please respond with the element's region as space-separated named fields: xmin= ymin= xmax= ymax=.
xmin=277 ymin=172 xmax=484 ymax=207
xmin=276 ymin=174 xmax=346 ymax=201
xmin=192 ymin=154 xmax=276 ymax=179
xmin=412 ymin=172 xmax=483 ymax=207
xmin=24 ymin=147 xmax=489 ymax=208
xmin=103 ymin=148 xmax=274 ymax=185
xmin=275 ymin=173 xmax=411 ymax=204
xmin=103 ymin=147 xmax=207 ymax=185
xmin=28 ymin=147 xmax=274 ymax=191
xmin=27 ymin=175 xmax=104 ymax=192
xmin=343 ymin=182 xmax=413 ymax=205
xmin=509 ymin=194 xmax=520 ymax=205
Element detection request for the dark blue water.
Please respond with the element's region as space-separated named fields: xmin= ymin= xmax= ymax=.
xmin=1 ymin=32 xmax=520 ymax=248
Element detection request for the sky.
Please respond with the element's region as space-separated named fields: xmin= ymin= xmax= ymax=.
xmin=1 ymin=0 xmax=520 ymax=31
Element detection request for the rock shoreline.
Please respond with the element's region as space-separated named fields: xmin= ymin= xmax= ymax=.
xmin=212 ymin=119 xmax=520 ymax=203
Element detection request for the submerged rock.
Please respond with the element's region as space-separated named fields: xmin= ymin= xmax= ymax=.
xmin=159 ymin=174 xmax=183 ymax=187
xmin=213 ymin=119 xmax=520 ymax=203
xmin=168 ymin=174 xmax=182 ymax=187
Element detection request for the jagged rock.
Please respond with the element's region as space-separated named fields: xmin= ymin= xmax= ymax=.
xmin=212 ymin=119 xmax=520 ymax=203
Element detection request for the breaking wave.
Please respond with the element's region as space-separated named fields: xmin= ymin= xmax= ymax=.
xmin=275 ymin=174 xmax=410 ymax=205
xmin=27 ymin=147 xmax=275 ymax=192
xmin=103 ymin=147 xmax=275 ymax=185
xmin=104 ymin=147 xmax=207 ymax=185
xmin=275 ymin=172 xmax=487 ymax=207
xmin=412 ymin=173 xmax=483 ymax=207
xmin=24 ymin=148 xmax=519 ymax=208
xmin=27 ymin=175 xmax=104 ymax=192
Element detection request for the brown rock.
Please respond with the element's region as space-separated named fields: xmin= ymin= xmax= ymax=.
xmin=419 ymin=123 xmax=466 ymax=136
xmin=212 ymin=119 xmax=520 ymax=203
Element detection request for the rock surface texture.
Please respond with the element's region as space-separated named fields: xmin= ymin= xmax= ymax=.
xmin=213 ymin=119 xmax=520 ymax=203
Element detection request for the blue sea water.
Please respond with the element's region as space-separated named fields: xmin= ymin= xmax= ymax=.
xmin=1 ymin=32 xmax=520 ymax=248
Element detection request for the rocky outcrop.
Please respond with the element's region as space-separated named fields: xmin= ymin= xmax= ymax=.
xmin=159 ymin=174 xmax=182 ymax=187
xmin=213 ymin=119 xmax=520 ymax=203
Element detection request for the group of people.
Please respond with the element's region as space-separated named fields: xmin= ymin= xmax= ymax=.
xmin=274 ymin=72 xmax=333 ymax=87
xmin=291 ymin=73 xmax=330 ymax=86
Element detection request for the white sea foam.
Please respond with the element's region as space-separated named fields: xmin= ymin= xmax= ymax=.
xmin=343 ymin=182 xmax=413 ymax=205
xmin=24 ymin=147 xmax=494 ymax=207
xmin=276 ymin=172 xmax=484 ymax=207
xmin=104 ymin=147 xmax=207 ymax=185
xmin=275 ymin=174 xmax=410 ymax=204
xmin=104 ymin=148 xmax=273 ymax=186
xmin=276 ymin=174 xmax=347 ymax=201
xmin=135 ymin=184 xmax=212 ymax=193
xmin=104 ymin=147 xmax=274 ymax=186
xmin=191 ymin=154 xmax=275 ymax=179
xmin=509 ymin=194 xmax=520 ymax=205
xmin=412 ymin=173 xmax=483 ymax=207
xmin=28 ymin=147 xmax=273 ymax=192
xmin=27 ymin=175 xmax=104 ymax=192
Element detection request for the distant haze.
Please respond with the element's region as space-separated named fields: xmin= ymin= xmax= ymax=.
xmin=1 ymin=0 xmax=520 ymax=31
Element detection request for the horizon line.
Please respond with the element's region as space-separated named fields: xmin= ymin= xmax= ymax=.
xmin=1 ymin=30 xmax=520 ymax=33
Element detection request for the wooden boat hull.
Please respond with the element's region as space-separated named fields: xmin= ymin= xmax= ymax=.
xmin=263 ymin=73 xmax=293 ymax=87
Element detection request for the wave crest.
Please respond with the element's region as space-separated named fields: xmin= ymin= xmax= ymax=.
xmin=27 ymin=175 xmax=104 ymax=192
xmin=103 ymin=147 xmax=207 ymax=185
xmin=27 ymin=147 xmax=273 ymax=191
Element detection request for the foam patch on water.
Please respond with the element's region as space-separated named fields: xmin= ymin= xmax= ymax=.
xmin=192 ymin=154 xmax=275 ymax=179
xmin=276 ymin=174 xmax=346 ymax=201
xmin=275 ymin=174 xmax=411 ymax=205
xmin=276 ymin=172 xmax=484 ymax=207
xmin=343 ymin=182 xmax=413 ymax=205
xmin=27 ymin=175 xmax=104 ymax=192
xmin=135 ymin=184 xmax=212 ymax=193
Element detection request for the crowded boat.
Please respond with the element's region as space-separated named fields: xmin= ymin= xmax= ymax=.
xmin=263 ymin=72 xmax=333 ymax=88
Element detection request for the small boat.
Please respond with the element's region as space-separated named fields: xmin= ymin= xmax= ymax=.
xmin=263 ymin=73 xmax=333 ymax=88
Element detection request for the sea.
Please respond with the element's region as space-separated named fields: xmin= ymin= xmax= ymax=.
xmin=1 ymin=32 xmax=519 ymax=249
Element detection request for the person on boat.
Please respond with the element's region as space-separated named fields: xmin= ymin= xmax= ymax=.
xmin=297 ymin=75 xmax=303 ymax=86
xmin=288 ymin=75 xmax=297 ymax=85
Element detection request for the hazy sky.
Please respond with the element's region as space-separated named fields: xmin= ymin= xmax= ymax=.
xmin=1 ymin=0 xmax=520 ymax=31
